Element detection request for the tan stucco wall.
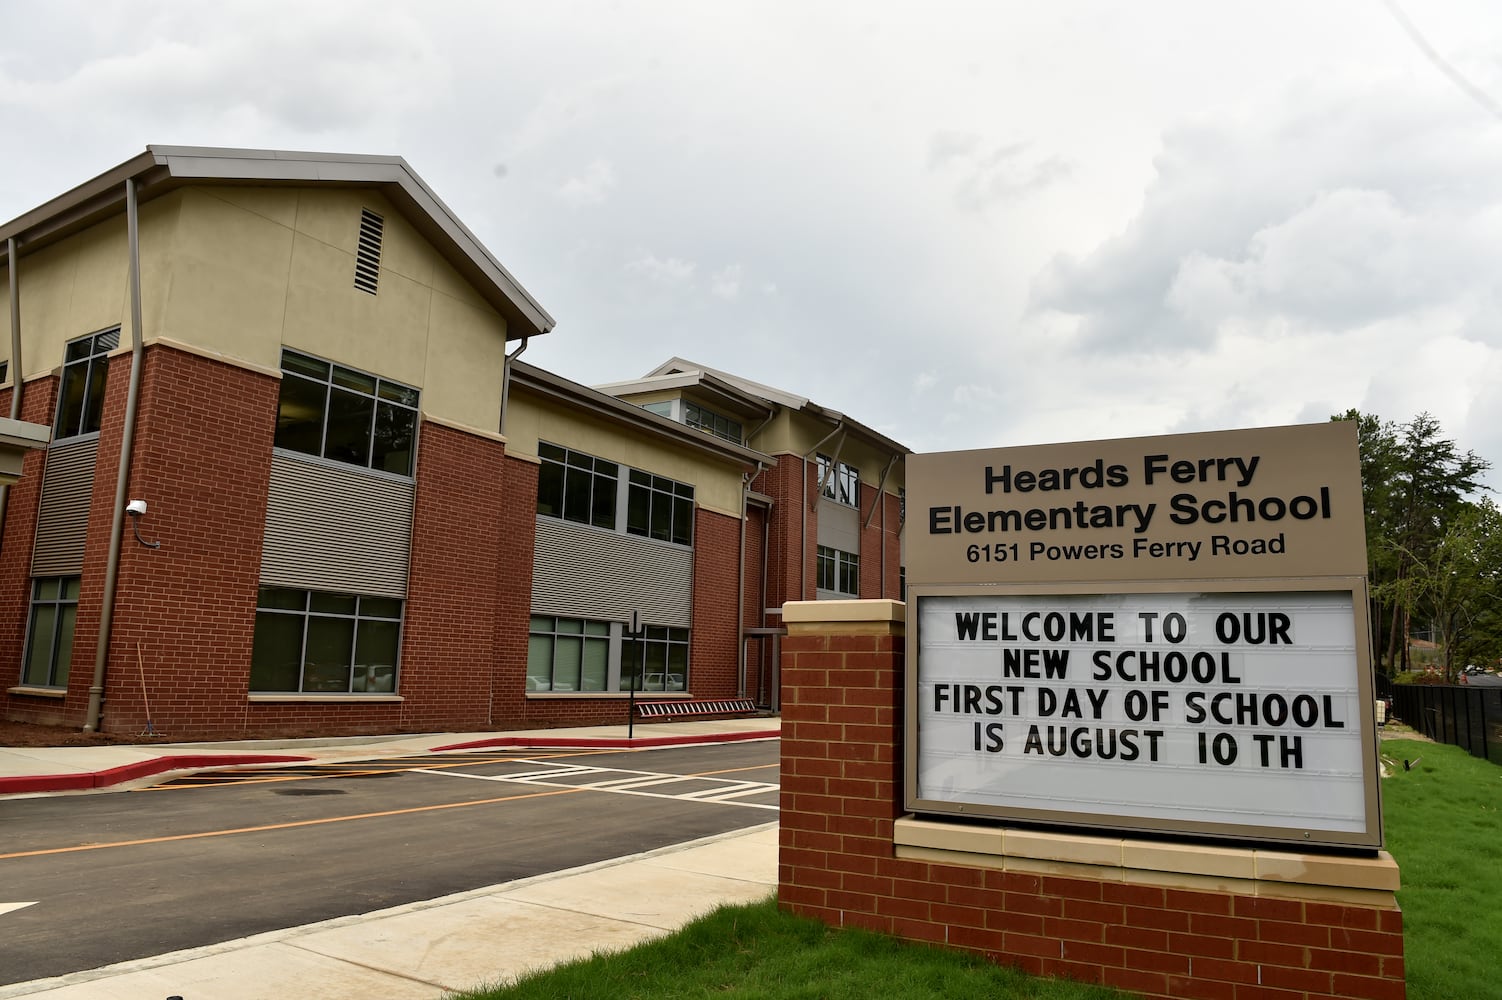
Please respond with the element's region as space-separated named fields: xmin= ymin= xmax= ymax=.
xmin=752 ymin=410 xmax=905 ymax=496
xmin=508 ymin=389 xmax=746 ymax=516
xmin=3 ymin=184 xmax=510 ymax=436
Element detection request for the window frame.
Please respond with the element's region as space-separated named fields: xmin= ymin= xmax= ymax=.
xmin=20 ymin=576 xmax=80 ymax=688
xmin=54 ymin=328 xmax=120 ymax=440
xmin=817 ymin=544 xmax=861 ymax=597
xmin=816 ymin=453 xmax=860 ymax=507
xmin=537 ymin=441 xmax=694 ymax=548
xmin=274 ymin=349 xmax=421 ymax=478
xmin=250 ymin=587 xmax=404 ymax=694
xmin=683 ymin=401 xmax=743 ymax=444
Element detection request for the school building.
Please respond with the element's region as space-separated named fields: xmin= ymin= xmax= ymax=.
xmin=0 ymin=145 xmax=906 ymax=737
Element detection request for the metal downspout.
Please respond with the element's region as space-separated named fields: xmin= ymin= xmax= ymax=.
xmin=84 ymin=179 xmax=148 ymax=732
xmin=488 ymin=335 xmax=529 ymax=726
xmin=0 ymin=237 xmax=25 ymax=543
xmin=799 ymin=421 xmax=845 ymax=599
xmin=498 ymin=336 xmax=529 ymax=436
xmin=736 ymin=461 xmax=766 ymax=698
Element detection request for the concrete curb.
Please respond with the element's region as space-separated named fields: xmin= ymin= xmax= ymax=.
xmin=0 ymin=754 xmax=313 ymax=795
xmin=432 ymin=729 xmax=782 ymax=752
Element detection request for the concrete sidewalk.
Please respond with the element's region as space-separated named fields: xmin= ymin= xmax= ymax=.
xmin=0 ymin=720 xmax=781 ymax=999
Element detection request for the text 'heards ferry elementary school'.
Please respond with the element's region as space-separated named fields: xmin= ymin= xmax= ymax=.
xmin=927 ymin=452 xmax=1333 ymax=538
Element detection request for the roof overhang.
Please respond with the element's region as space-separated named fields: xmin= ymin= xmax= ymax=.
xmin=511 ymin=360 xmax=775 ymax=471
xmin=0 ymin=145 xmax=554 ymax=339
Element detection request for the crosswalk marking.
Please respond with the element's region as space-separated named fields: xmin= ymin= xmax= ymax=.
xmin=428 ymin=759 xmax=778 ymax=810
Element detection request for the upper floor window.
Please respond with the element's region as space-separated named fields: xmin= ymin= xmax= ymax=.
xmin=627 ymin=470 xmax=694 ymax=546
xmin=537 ymin=443 xmax=618 ymax=528
xmin=684 ymin=402 xmax=743 ymax=444
xmin=275 ymin=350 xmax=419 ymax=476
xmin=817 ymin=453 xmax=859 ymax=507
xmin=55 ymin=329 xmax=119 ymax=439
xmin=537 ymin=442 xmax=693 ymax=546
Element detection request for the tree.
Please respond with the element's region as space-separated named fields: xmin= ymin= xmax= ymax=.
xmin=1333 ymin=410 xmax=1491 ymax=675
xmin=1404 ymin=500 xmax=1502 ymax=681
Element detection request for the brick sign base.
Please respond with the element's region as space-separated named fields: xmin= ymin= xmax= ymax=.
xmin=777 ymin=600 xmax=1405 ymax=1000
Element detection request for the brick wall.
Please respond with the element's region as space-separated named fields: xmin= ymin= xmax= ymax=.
xmin=778 ymin=604 xmax=1406 ymax=1000
xmin=856 ymin=483 xmax=902 ymax=601
xmin=689 ymin=506 xmax=741 ymax=697
xmin=0 ymin=377 xmax=63 ymax=724
xmin=94 ymin=347 xmax=277 ymax=736
xmin=398 ymin=421 xmax=507 ymax=734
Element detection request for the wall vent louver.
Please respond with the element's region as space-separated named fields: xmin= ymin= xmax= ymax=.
xmin=354 ymin=209 xmax=384 ymax=294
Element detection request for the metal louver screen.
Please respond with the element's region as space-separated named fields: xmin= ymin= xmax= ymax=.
xmin=31 ymin=438 xmax=99 ymax=576
xmin=817 ymin=497 xmax=860 ymax=553
xmin=532 ymin=518 xmax=693 ymax=627
xmin=261 ymin=453 xmax=414 ymax=599
xmin=354 ymin=208 xmax=383 ymax=294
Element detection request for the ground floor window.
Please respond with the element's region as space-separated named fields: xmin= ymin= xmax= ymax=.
xmin=22 ymin=577 xmax=80 ymax=687
xmin=251 ymin=587 xmax=402 ymax=693
xmin=623 ymin=625 xmax=689 ymax=693
xmin=527 ymin=615 xmax=690 ymax=693
xmin=527 ymin=615 xmax=612 ymax=692
xmin=817 ymin=545 xmax=860 ymax=596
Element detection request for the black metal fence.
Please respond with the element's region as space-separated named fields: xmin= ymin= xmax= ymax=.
xmin=1388 ymin=683 xmax=1502 ymax=765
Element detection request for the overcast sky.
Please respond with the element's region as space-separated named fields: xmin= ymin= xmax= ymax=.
xmin=3 ymin=1 xmax=1500 ymax=488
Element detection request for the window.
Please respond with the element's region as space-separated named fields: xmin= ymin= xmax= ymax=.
xmin=537 ymin=443 xmax=619 ymax=528
xmin=626 ymin=469 xmax=694 ymax=546
xmin=0 ymin=360 xmax=9 ymax=384
xmin=817 ymin=545 xmax=860 ymax=596
xmin=527 ymin=615 xmax=612 ymax=692
xmin=684 ymin=402 xmax=742 ymax=443
xmin=22 ymin=577 xmax=80 ymax=687
xmin=817 ymin=453 xmax=859 ymax=506
xmin=250 ymin=587 xmax=403 ymax=693
xmin=275 ymin=350 xmax=419 ymax=476
xmin=641 ymin=400 xmax=674 ymax=418
xmin=537 ymin=442 xmax=694 ymax=546
xmin=623 ymin=625 xmax=689 ymax=692
xmin=55 ymin=329 xmax=119 ymax=439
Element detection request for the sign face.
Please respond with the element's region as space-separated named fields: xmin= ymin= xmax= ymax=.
xmin=903 ymin=423 xmax=1381 ymax=848
xmin=905 ymin=422 xmax=1365 ymax=585
xmin=908 ymin=584 xmax=1378 ymax=845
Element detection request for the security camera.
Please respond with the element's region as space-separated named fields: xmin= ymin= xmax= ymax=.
xmin=126 ymin=499 xmax=147 ymax=517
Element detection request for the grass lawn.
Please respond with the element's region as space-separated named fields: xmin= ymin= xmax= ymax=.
xmin=1379 ymin=737 xmax=1502 ymax=1000
xmin=453 ymin=737 xmax=1500 ymax=1000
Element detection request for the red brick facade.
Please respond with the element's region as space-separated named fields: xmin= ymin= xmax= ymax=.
xmin=778 ymin=613 xmax=1406 ymax=1000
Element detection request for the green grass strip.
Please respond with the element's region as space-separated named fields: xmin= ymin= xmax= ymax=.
xmin=1380 ymin=738 xmax=1502 ymax=1000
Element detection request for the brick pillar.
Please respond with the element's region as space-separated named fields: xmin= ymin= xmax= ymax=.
xmin=778 ymin=600 xmax=1406 ymax=1000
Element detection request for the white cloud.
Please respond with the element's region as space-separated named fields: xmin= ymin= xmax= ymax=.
xmin=556 ymin=158 xmax=616 ymax=207
xmin=626 ymin=253 xmax=696 ymax=285
xmin=711 ymin=264 xmax=743 ymax=300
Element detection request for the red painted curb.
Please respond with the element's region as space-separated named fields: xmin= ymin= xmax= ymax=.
xmin=431 ymin=729 xmax=781 ymax=753
xmin=0 ymin=754 xmax=313 ymax=795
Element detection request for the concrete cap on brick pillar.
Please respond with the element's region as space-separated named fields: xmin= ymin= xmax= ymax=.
xmin=782 ymin=599 xmax=904 ymax=627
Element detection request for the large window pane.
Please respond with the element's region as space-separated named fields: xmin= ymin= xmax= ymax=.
xmin=53 ymin=605 xmax=76 ymax=687
xmin=54 ymin=364 xmax=89 ymax=437
xmin=353 ymin=619 xmax=399 ymax=692
xmin=527 ymin=635 xmax=554 ymax=691
xmin=22 ymin=606 xmax=56 ymax=686
xmin=303 ymin=617 xmax=355 ymax=692
xmin=553 ymin=635 xmax=582 ymax=691
xmin=580 ymin=639 xmax=608 ymax=691
xmin=250 ymin=612 xmax=304 ymax=691
xmin=275 ymin=375 xmax=328 ymax=457
xmin=324 ymin=387 xmax=374 ymax=467
xmin=372 ymin=401 xmax=416 ymax=476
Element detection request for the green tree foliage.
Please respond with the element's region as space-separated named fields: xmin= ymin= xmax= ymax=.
xmin=1333 ymin=410 xmax=1493 ymax=676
